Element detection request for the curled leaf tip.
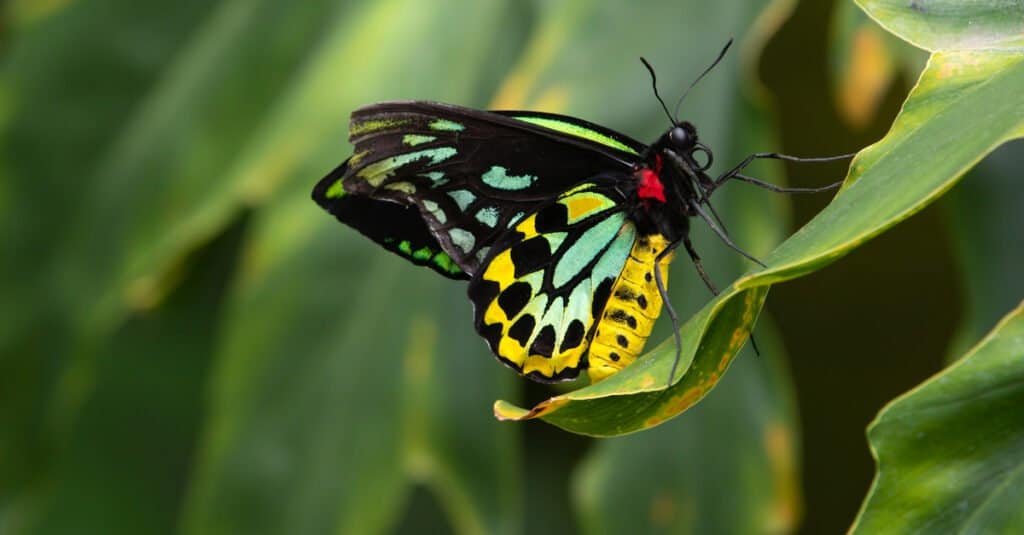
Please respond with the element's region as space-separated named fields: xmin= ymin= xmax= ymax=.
xmin=493 ymin=397 xmax=569 ymax=422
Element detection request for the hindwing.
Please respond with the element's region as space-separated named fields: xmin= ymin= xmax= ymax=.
xmin=467 ymin=182 xmax=640 ymax=382
xmin=312 ymin=101 xmax=646 ymax=278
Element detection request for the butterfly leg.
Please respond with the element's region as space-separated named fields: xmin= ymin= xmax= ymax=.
xmin=655 ymin=239 xmax=684 ymax=386
xmin=709 ymin=152 xmax=854 ymax=194
xmin=689 ymin=201 xmax=766 ymax=268
xmin=682 ymin=237 xmax=763 ymax=358
xmin=662 ymin=149 xmax=742 ymax=239
xmin=700 ymin=199 xmax=731 ymax=239
xmin=683 ymin=236 xmax=719 ymax=296
xmin=731 ymin=173 xmax=842 ymax=193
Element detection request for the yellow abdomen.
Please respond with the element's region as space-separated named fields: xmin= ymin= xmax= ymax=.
xmin=588 ymin=234 xmax=673 ymax=381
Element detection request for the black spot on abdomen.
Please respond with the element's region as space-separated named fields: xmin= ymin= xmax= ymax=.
xmin=608 ymin=309 xmax=638 ymax=329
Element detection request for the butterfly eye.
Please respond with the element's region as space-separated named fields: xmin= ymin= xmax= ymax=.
xmin=668 ymin=126 xmax=691 ymax=148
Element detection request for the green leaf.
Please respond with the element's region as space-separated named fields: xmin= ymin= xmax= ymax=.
xmin=11 ymin=221 xmax=246 ymax=535
xmin=180 ymin=191 xmax=523 ymax=535
xmin=1 ymin=0 xmax=346 ymax=339
xmin=850 ymin=300 xmax=1024 ymax=533
xmin=497 ymin=32 xmax=1024 ymax=435
xmin=1 ymin=0 xmax=227 ymax=501
xmin=857 ymin=0 xmax=1024 ymax=51
xmin=179 ymin=197 xmax=411 ymax=534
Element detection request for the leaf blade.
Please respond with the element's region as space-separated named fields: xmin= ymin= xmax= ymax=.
xmin=851 ymin=300 xmax=1024 ymax=533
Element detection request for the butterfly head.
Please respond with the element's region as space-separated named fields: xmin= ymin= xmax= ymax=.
xmin=665 ymin=121 xmax=713 ymax=171
xmin=666 ymin=122 xmax=697 ymax=153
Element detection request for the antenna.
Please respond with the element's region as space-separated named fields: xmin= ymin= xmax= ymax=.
xmin=673 ymin=38 xmax=734 ymax=119
xmin=640 ymin=57 xmax=677 ymax=126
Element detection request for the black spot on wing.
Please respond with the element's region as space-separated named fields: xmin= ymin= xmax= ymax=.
xmin=468 ymin=279 xmax=500 ymax=315
xmin=530 ymin=325 xmax=556 ymax=358
xmin=498 ymin=282 xmax=532 ymax=319
xmin=479 ymin=322 xmax=503 ymax=352
xmin=508 ymin=315 xmax=536 ymax=346
xmin=534 ymin=202 xmax=569 ymax=232
xmin=559 ymin=320 xmax=585 ymax=352
xmin=510 ymin=237 xmax=551 ymax=277
xmin=592 ymin=278 xmax=614 ymax=319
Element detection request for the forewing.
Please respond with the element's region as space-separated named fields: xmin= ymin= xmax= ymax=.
xmin=467 ymin=183 xmax=638 ymax=382
xmin=312 ymin=101 xmax=644 ymax=277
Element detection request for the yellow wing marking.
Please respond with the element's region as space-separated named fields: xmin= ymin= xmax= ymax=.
xmin=561 ymin=192 xmax=615 ymax=224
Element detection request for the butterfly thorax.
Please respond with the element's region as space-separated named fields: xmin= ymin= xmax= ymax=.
xmin=625 ymin=121 xmax=707 ymax=243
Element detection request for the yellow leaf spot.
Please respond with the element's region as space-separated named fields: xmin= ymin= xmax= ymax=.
xmin=838 ymin=26 xmax=894 ymax=129
xmin=645 ymin=386 xmax=704 ymax=428
xmin=761 ymin=422 xmax=801 ymax=532
xmin=402 ymin=317 xmax=437 ymax=386
xmin=649 ymin=492 xmax=676 ymax=528
xmin=532 ymin=85 xmax=570 ymax=113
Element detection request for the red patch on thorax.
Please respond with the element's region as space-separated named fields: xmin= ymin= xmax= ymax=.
xmin=637 ymin=154 xmax=666 ymax=203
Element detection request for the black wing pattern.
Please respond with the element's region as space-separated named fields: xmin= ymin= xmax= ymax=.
xmin=312 ymin=101 xmax=645 ymax=279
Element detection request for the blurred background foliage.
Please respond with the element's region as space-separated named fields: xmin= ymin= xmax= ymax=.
xmin=0 ymin=0 xmax=1019 ymax=534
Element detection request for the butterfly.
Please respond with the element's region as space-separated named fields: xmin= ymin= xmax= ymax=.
xmin=312 ymin=41 xmax=845 ymax=384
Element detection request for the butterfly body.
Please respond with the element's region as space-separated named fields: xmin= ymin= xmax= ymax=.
xmin=313 ymin=101 xmax=716 ymax=383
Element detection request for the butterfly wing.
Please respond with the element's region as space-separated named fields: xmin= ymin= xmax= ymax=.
xmin=312 ymin=101 xmax=646 ymax=279
xmin=468 ymin=181 xmax=673 ymax=383
xmin=313 ymin=161 xmax=466 ymax=278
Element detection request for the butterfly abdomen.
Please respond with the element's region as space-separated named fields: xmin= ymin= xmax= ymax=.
xmin=587 ymin=234 xmax=673 ymax=381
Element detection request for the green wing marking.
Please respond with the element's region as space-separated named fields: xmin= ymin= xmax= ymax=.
xmin=509 ymin=115 xmax=641 ymax=156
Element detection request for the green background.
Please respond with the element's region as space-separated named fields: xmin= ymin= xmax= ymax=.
xmin=1 ymin=0 xmax=1019 ymax=534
